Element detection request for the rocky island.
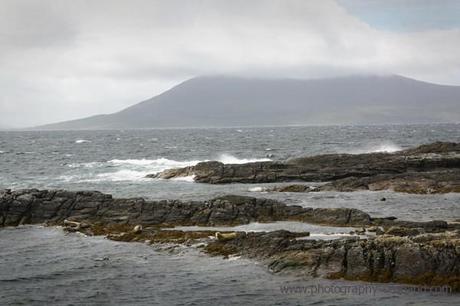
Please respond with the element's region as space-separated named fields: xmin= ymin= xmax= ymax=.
xmin=150 ymin=142 xmax=460 ymax=194
xmin=1 ymin=189 xmax=459 ymax=290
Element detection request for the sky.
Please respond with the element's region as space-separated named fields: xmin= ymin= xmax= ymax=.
xmin=1 ymin=0 xmax=459 ymax=127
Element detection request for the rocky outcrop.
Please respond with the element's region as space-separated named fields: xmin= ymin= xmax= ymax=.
xmin=204 ymin=230 xmax=460 ymax=290
xmin=0 ymin=189 xmax=374 ymax=227
xmin=2 ymin=188 xmax=460 ymax=290
xmin=66 ymin=220 xmax=460 ymax=289
xmin=150 ymin=142 xmax=460 ymax=191
xmin=2 ymin=189 xmax=457 ymax=231
xmin=273 ymin=170 xmax=460 ymax=194
xmin=317 ymin=170 xmax=460 ymax=194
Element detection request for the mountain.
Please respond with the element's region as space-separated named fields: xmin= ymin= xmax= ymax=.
xmin=36 ymin=75 xmax=460 ymax=129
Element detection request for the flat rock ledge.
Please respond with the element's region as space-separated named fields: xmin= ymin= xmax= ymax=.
xmin=1 ymin=189 xmax=459 ymax=290
xmin=149 ymin=142 xmax=460 ymax=194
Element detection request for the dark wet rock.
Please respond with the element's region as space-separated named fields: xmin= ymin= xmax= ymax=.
xmin=0 ymin=189 xmax=373 ymax=228
xmin=402 ymin=142 xmax=460 ymax=154
xmin=318 ymin=170 xmax=460 ymax=194
xmin=150 ymin=142 xmax=460 ymax=194
xmin=146 ymin=166 xmax=195 ymax=179
xmin=272 ymin=184 xmax=311 ymax=192
xmin=3 ymin=189 xmax=456 ymax=233
xmin=385 ymin=226 xmax=424 ymax=236
xmin=204 ymin=230 xmax=460 ymax=290
xmin=2 ymin=188 xmax=460 ymax=290
xmin=367 ymin=226 xmax=385 ymax=235
xmin=372 ymin=219 xmax=451 ymax=232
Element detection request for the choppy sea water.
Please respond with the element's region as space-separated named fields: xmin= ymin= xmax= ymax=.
xmin=1 ymin=124 xmax=460 ymax=305
xmin=0 ymin=226 xmax=458 ymax=306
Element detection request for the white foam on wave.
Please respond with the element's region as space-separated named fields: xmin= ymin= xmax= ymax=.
xmin=171 ymin=175 xmax=196 ymax=182
xmin=94 ymin=169 xmax=149 ymax=182
xmin=172 ymin=222 xmax=356 ymax=238
xmin=217 ymin=154 xmax=270 ymax=164
xmin=67 ymin=161 xmax=101 ymax=168
xmin=62 ymin=154 xmax=271 ymax=183
xmin=59 ymin=170 xmax=150 ymax=183
xmin=108 ymin=158 xmax=201 ymax=168
xmin=349 ymin=142 xmax=402 ymax=154
xmin=75 ymin=139 xmax=91 ymax=144
xmin=62 ymin=158 xmax=201 ymax=183
xmin=248 ymin=186 xmax=268 ymax=192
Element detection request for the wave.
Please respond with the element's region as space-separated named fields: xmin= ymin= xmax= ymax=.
xmin=108 ymin=158 xmax=201 ymax=168
xmin=59 ymin=170 xmax=150 ymax=183
xmin=248 ymin=186 xmax=268 ymax=192
xmin=217 ymin=154 xmax=271 ymax=164
xmin=67 ymin=161 xmax=102 ymax=168
xmin=348 ymin=142 xmax=402 ymax=154
xmin=62 ymin=154 xmax=271 ymax=183
xmin=94 ymin=170 xmax=150 ymax=182
xmin=75 ymin=139 xmax=91 ymax=144
xmin=170 ymin=175 xmax=196 ymax=182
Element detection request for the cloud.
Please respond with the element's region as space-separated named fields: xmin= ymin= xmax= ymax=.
xmin=0 ymin=0 xmax=459 ymax=127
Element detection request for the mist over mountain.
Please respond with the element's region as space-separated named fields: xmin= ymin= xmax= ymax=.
xmin=36 ymin=75 xmax=460 ymax=130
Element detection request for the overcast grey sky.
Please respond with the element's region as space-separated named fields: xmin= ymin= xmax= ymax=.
xmin=1 ymin=0 xmax=459 ymax=127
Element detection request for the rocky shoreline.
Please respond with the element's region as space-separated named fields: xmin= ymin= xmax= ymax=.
xmin=150 ymin=142 xmax=460 ymax=194
xmin=1 ymin=188 xmax=459 ymax=290
xmin=273 ymin=170 xmax=460 ymax=194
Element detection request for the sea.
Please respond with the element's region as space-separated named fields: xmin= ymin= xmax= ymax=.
xmin=1 ymin=124 xmax=459 ymax=305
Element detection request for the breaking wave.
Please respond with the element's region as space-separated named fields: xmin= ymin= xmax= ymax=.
xmin=108 ymin=158 xmax=202 ymax=170
xmin=348 ymin=142 xmax=402 ymax=154
xmin=248 ymin=186 xmax=268 ymax=192
xmin=75 ymin=139 xmax=91 ymax=144
xmin=217 ymin=154 xmax=271 ymax=164
xmin=62 ymin=154 xmax=270 ymax=183
xmin=171 ymin=175 xmax=196 ymax=182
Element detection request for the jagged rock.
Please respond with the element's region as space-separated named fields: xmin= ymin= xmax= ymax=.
xmin=149 ymin=142 xmax=460 ymax=194
xmin=146 ymin=166 xmax=194 ymax=179
xmin=204 ymin=230 xmax=460 ymax=290
xmin=1 ymin=189 xmax=457 ymax=233
xmin=0 ymin=190 xmax=376 ymax=228
xmin=2 ymin=188 xmax=459 ymax=290
xmin=318 ymin=170 xmax=460 ymax=194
